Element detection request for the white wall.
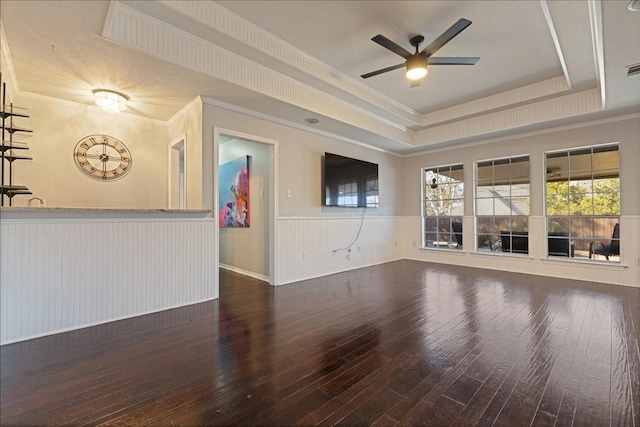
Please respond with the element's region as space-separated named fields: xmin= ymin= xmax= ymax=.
xmin=201 ymin=102 xmax=404 ymax=285
xmin=0 ymin=91 xmax=222 ymax=344
xmin=202 ymin=103 xmax=403 ymax=217
xmin=7 ymin=93 xmax=170 ymax=208
xmin=400 ymin=117 xmax=640 ymax=287
xmin=219 ymin=137 xmax=270 ymax=279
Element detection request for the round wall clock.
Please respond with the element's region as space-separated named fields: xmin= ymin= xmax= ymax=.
xmin=73 ymin=134 xmax=132 ymax=181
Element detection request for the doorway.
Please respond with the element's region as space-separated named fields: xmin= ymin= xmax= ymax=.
xmin=168 ymin=136 xmax=186 ymax=209
xmin=214 ymin=128 xmax=278 ymax=286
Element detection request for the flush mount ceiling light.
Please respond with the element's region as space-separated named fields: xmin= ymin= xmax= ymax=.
xmin=628 ymin=0 xmax=640 ymax=11
xmin=92 ymin=89 xmax=129 ymax=113
xmin=305 ymin=117 xmax=320 ymax=124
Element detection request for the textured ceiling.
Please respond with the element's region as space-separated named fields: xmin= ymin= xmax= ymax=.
xmin=1 ymin=0 xmax=638 ymax=153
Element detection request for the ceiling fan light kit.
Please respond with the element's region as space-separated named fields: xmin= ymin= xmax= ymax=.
xmin=406 ymin=55 xmax=428 ymax=80
xmin=362 ymin=18 xmax=479 ymax=84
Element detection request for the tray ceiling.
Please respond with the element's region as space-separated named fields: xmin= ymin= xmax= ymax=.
xmin=1 ymin=0 xmax=638 ymax=153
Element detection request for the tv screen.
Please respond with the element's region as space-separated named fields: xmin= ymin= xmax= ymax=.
xmin=322 ymin=152 xmax=379 ymax=208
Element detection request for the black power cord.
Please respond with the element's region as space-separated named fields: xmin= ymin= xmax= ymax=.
xmin=333 ymin=206 xmax=367 ymax=254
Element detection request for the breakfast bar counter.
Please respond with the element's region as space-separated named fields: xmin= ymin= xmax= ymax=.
xmin=0 ymin=207 xmax=217 ymax=344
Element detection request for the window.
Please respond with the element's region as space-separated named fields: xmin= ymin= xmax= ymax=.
xmin=475 ymin=156 xmax=530 ymax=253
xmin=422 ymin=164 xmax=464 ymax=249
xmin=545 ymin=144 xmax=620 ymax=261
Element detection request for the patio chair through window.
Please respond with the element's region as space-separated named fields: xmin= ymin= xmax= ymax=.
xmin=589 ymin=223 xmax=620 ymax=260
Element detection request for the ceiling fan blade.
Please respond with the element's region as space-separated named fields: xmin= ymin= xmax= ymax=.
xmin=361 ymin=63 xmax=406 ymax=79
xmin=371 ymin=35 xmax=412 ymax=59
xmin=422 ymin=18 xmax=472 ymax=57
xmin=428 ymin=57 xmax=479 ymax=65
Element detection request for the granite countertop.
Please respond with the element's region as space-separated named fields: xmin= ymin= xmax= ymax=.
xmin=1 ymin=207 xmax=211 ymax=213
xmin=0 ymin=207 xmax=214 ymax=220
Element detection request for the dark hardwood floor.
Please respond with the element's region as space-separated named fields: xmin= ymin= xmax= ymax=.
xmin=1 ymin=260 xmax=638 ymax=426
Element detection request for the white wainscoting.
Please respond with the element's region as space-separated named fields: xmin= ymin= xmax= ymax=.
xmin=276 ymin=216 xmax=403 ymax=285
xmin=0 ymin=215 xmax=217 ymax=344
xmin=402 ymin=215 xmax=639 ymax=288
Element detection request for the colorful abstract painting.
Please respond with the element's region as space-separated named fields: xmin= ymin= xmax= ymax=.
xmin=218 ymin=156 xmax=250 ymax=227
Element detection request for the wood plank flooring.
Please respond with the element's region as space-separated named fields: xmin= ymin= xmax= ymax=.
xmin=1 ymin=260 xmax=639 ymax=426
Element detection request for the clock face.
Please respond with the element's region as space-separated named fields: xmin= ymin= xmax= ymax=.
xmin=74 ymin=134 xmax=132 ymax=181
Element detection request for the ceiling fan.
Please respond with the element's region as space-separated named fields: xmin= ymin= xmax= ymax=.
xmin=361 ymin=18 xmax=480 ymax=85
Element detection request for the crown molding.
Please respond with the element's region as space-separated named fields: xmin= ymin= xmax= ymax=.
xmin=419 ymin=76 xmax=571 ymax=128
xmin=413 ymin=88 xmax=601 ymax=147
xmin=404 ymin=111 xmax=638 ymax=157
xmin=201 ymin=95 xmax=404 ymax=156
xmin=167 ymin=96 xmax=203 ymax=125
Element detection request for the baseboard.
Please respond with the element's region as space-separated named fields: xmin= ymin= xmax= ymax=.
xmin=219 ymin=263 xmax=270 ymax=283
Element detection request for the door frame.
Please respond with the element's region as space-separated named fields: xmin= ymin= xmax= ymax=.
xmin=168 ymin=134 xmax=187 ymax=209
xmin=214 ymin=127 xmax=279 ymax=286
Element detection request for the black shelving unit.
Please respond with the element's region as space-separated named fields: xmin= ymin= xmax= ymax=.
xmin=1 ymin=74 xmax=33 ymax=206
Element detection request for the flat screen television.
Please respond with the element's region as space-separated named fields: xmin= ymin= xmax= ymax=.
xmin=322 ymin=152 xmax=379 ymax=208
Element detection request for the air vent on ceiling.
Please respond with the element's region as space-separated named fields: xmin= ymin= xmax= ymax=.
xmin=627 ymin=63 xmax=640 ymax=77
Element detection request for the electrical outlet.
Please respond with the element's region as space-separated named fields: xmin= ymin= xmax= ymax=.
xmin=346 ymin=254 xmax=351 ymax=260
xmin=303 ymin=251 xmax=308 ymax=260
xmin=357 ymin=246 xmax=361 ymax=252
xmin=286 ymin=189 xmax=292 ymax=198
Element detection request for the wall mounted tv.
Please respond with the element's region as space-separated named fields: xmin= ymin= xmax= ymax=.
xmin=322 ymin=152 xmax=379 ymax=208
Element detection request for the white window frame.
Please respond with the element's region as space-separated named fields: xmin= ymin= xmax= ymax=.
xmin=474 ymin=155 xmax=530 ymax=254
xmin=421 ymin=164 xmax=464 ymax=250
xmin=544 ymin=143 xmax=620 ymax=262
